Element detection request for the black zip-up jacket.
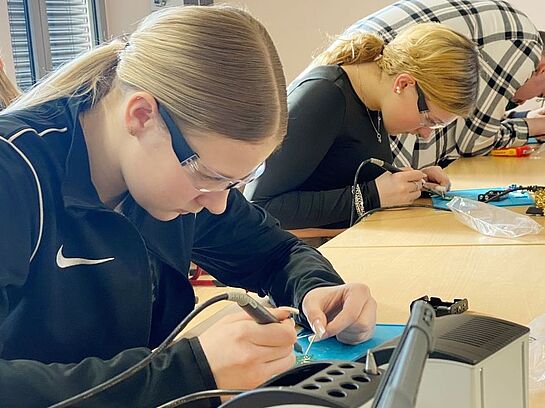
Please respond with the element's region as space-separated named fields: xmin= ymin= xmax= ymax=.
xmin=0 ymin=97 xmax=344 ymax=407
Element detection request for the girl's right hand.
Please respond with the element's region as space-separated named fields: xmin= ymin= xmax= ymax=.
xmin=375 ymin=168 xmax=427 ymax=207
xmin=198 ymin=307 xmax=297 ymax=390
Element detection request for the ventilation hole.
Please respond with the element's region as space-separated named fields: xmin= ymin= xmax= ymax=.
xmin=328 ymin=390 xmax=347 ymax=398
xmin=327 ymin=370 xmax=344 ymax=376
xmin=302 ymin=384 xmax=320 ymax=390
xmin=340 ymin=382 xmax=359 ymax=390
xmin=339 ymin=363 xmax=356 ymax=369
xmin=440 ymin=318 xmax=521 ymax=352
xmin=315 ymin=376 xmax=333 ymax=383
xmin=352 ymin=375 xmax=370 ymax=383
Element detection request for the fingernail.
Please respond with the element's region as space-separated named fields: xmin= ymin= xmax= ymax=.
xmin=282 ymin=306 xmax=300 ymax=317
xmin=311 ymin=319 xmax=326 ymax=340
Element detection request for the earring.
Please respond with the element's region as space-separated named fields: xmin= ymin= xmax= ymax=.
xmin=395 ymin=86 xmax=401 ymax=94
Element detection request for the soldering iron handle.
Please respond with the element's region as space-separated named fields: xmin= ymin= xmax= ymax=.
xmin=369 ymin=158 xmax=403 ymax=174
xmin=227 ymin=292 xmax=279 ymax=324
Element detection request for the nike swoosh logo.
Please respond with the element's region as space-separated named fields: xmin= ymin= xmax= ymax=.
xmin=56 ymin=245 xmax=115 ymax=269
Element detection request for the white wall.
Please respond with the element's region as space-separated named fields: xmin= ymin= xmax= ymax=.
xmin=2 ymin=0 xmax=545 ymax=84
xmin=219 ymin=1 xmax=393 ymax=82
xmin=102 ymin=0 xmax=150 ymax=40
xmin=103 ymin=0 xmax=393 ymax=82
xmin=100 ymin=0 xmax=545 ymax=83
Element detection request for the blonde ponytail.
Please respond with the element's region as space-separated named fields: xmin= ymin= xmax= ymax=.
xmin=313 ymin=23 xmax=479 ymax=116
xmin=8 ymin=40 xmax=125 ymax=112
xmin=7 ymin=6 xmax=287 ymax=143
xmin=312 ymin=33 xmax=385 ymax=66
xmin=0 ymin=68 xmax=20 ymax=109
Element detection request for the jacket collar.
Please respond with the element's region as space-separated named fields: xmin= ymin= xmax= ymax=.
xmin=57 ymin=96 xmax=111 ymax=211
xmin=58 ymin=96 xmax=193 ymax=272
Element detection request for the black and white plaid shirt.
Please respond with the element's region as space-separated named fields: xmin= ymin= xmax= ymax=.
xmin=340 ymin=0 xmax=543 ymax=168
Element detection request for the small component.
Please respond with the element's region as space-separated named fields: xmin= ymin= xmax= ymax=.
xmin=364 ymin=350 xmax=378 ymax=375
xmin=526 ymin=206 xmax=544 ymax=216
xmin=304 ymin=334 xmax=316 ymax=357
xmin=490 ymin=145 xmax=534 ymax=156
xmin=423 ymin=185 xmax=448 ymax=199
xmin=411 ymin=296 xmax=468 ymax=317
xmin=296 ymin=354 xmax=313 ymax=365
xmin=534 ymin=188 xmax=545 ymax=210
xmin=477 ymin=190 xmax=509 ymax=202
xmin=435 ymin=194 xmax=455 ymax=201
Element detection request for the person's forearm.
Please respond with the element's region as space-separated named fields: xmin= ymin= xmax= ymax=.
xmin=525 ymin=117 xmax=545 ymax=137
xmin=255 ymin=188 xmax=354 ymax=229
xmin=0 ymin=338 xmax=216 ymax=407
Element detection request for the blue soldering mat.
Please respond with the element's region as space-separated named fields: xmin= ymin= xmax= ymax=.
xmin=431 ymin=187 xmax=534 ymax=210
xmin=295 ymin=324 xmax=405 ymax=361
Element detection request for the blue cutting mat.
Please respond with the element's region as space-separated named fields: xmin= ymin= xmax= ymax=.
xmin=295 ymin=324 xmax=404 ymax=361
xmin=431 ymin=187 xmax=534 ymax=210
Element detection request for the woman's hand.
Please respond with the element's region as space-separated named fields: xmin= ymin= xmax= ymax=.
xmin=199 ymin=308 xmax=297 ymax=390
xmin=302 ymin=283 xmax=377 ymax=345
xmin=421 ymin=166 xmax=451 ymax=192
xmin=375 ymin=168 xmax=427 ymax=206
xmin=527 ymin=106 xmax=545 ymax=119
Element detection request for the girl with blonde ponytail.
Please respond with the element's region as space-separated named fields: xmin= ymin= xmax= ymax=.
xmin=245 ymin=22 xmax=479 ymax=229
xmin=0 ymin=56 xmax=20 ymax=109
xmin=0 ymin=5 xmax=376 ymax=407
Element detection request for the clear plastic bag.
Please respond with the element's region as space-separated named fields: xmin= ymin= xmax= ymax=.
xmin=529 ymin=314 xmax=545 ymax=392
xmin=446 ymin=196 xmax=543 ymax=238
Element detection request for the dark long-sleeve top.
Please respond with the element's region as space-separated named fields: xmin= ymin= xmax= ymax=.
xmin=0 ymin=96 xmax=344 ymax=407
xmin=244 ymin=65 xmax=392 ymax=229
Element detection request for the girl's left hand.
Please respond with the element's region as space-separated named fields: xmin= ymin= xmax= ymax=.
xmin=302 ymin=283 xmax=377 ymax=345
xmin=421 ymin=166 xmax=451 ymax=190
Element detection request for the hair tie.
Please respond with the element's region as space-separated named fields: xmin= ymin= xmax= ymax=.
xmin=117 ymin=41 xmax=130 ymax=63
xmin=373 ymin=44 xmax=385 ymax=61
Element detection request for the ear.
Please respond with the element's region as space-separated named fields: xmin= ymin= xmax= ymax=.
xmin=392 ymin=73 xmax=416 ymax=94
xmin=123 ymin=92 xmax=158 ymax=137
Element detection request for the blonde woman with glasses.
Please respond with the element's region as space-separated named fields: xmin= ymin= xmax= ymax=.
xmin=245 ymin=23 xmax=479 ymax=229
xmin=0 ymin=6 xmax=376 ymax=407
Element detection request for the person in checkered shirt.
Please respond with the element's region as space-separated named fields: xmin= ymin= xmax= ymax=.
xmin=339 ymin=0 xmax=545 ymax=168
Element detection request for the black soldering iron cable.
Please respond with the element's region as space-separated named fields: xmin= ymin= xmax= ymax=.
xmin=157 ymin=389 xmax=245 ymax=408
xmin=48 ymin=293 xmax=230 ymax=408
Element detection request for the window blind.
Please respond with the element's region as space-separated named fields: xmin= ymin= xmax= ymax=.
xmin=6 ymin=0 xmax=34 ymax=89
xmin=6 ymin=0 xmax=99 ymax=90
xmin=46 ymin=0 xmax=94 ymax=70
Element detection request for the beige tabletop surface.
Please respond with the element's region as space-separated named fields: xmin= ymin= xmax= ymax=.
xmin=322 ymin=145 xmax=545 ymax=249
xmin=318 ymin=245 xmax=545 ymax=326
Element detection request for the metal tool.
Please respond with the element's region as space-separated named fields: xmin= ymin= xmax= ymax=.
xmin=228 ymin=292 xmax=304 ymax=354
xmin=304 ymin=334 xmax=316 ymax=357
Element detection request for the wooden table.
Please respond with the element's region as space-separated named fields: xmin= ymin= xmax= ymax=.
xmin=321 ymin=206 xmax=545 ymax=248
xmin=317 ymin=148 xmax=545 ymax=407
xmin=318 ymin=245 xmax=545 ymax=326
xmin=445 ymin=144 xmax=545 ymax=190
xmin=193 ymin=148 xmax=545 ymax=406
xmin=323 ymin=145 xmax=545 ymax=249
